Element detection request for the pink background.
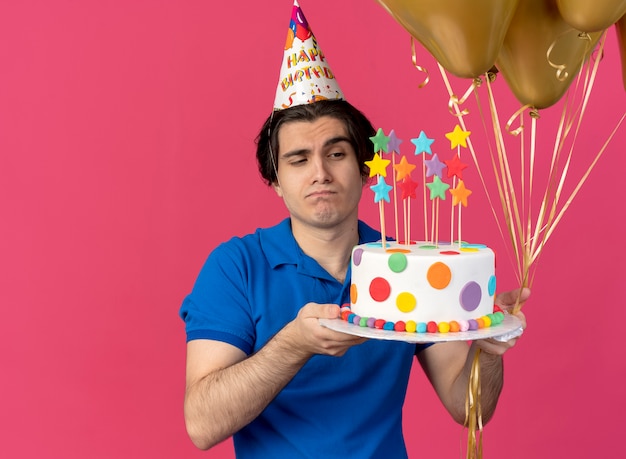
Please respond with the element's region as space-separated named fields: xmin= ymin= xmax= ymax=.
xmin=1 ymin=1 xmax=625 ymax=458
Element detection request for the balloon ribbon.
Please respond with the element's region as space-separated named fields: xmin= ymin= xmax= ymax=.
xmin=464 ymin=348 xmax=483 ymax=459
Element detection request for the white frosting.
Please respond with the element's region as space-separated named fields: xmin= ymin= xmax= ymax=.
xmin=350 ymin=241 xmax=496 ymax=325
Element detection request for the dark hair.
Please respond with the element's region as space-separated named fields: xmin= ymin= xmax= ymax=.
xmin=255 ymin=99 xmax=376 ymax=185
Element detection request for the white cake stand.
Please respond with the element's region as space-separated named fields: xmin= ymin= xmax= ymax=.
xmin=318 ymin=314 xmax=523 ymax=343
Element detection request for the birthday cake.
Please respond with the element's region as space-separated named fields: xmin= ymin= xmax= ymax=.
xmin=344 ymin=240 xmax=503 ymax=333
xmin=337 ymin=126 xmax=506 ymax=334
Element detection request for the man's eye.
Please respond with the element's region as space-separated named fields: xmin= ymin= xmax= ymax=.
xmin=330 ymin=152 xmax=345 ymax=158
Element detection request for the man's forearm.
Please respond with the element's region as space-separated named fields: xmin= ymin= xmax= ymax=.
xmin=184 ymin=324 xmax=311 ymax=450
xmin=445 ymin=342 xmax=504 ymax=426
xmin=456 ymin=342 xmax=504 ymax=425
xmin=476 ymin=347 xmax=504 ymax=423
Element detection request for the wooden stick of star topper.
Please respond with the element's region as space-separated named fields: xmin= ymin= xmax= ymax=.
xmin=444 ymin=125 xmax=471 ymax=247
xmin=388 ymin=129 xmax=403 ymax=242
xmin=394 ymin=156 xmax=417 ymax=245
xmin=411 ymin=131 xmax=434 ymax=243
xmin=424 ymin=154 xmax=448 ymax=246
xmin=368 ymin=129 xmax=392 ymax=247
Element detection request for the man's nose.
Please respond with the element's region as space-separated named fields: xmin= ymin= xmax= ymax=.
xmin=311 ymin=156 xmax=332 ymax=183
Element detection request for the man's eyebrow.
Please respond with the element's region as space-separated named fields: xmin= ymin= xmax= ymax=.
xmin=324 ymin=136 xmax=351 ymax=147
xmin=281 ymin=149 xmax=309 ymax=159
xmin=281 ymin=136 xmax=352 ymax=159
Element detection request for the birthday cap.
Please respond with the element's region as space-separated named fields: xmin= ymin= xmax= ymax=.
xmin=273 ymin=0 xmax=345 ymax=110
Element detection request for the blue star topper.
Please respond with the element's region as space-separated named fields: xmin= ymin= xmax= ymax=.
xmin=411 ymin=130 xmax=434 ymax=156
xmin=370 ymin=176 xmax=393 ymax=203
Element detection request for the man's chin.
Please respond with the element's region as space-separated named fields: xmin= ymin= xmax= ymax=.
xmin=311 ymin=212 xmax=337 ymax=226
xmin=311 ymin=208 xmax=356 ymax=229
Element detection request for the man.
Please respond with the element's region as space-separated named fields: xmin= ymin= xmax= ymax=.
xmin=179 ymin=2 xmax=527 ymax=457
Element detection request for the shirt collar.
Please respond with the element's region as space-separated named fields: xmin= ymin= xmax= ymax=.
xmin=260 ymin=218 xmax=299 ymax=269
xmin=260 ymin=218 xmax=381 ymax=271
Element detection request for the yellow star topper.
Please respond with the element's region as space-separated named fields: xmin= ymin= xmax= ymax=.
xmin=445 ymin=124 xmax=471 ymax=149
xmin=450 ymin=180 xmax=472 ymax=207
xmin=364 ymin=153 xmax=390 ymax=177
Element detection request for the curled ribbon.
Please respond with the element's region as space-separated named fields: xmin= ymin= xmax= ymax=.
xmin=447 ymin=77 xmax=482 ymax=117
xmin=410 ymin=38 xmax=430 ymax=89
xmin=547 ymin=30 xmax=592 ymax=82
xmin=505 ymin=105 xmax=539 ymax=137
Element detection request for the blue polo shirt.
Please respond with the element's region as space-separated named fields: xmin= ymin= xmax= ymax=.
xmin=180 ymin=218 xmax=427 ymax=458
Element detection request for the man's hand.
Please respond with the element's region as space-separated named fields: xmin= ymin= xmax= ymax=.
xmin=475 ymin=287 xmax=530 ymax=355
xmin=282 ymin=303 xmax=367 ymax=359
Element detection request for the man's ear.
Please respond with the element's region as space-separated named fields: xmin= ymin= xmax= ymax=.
xmin=272 ymin=181 xmax=283 ymax=198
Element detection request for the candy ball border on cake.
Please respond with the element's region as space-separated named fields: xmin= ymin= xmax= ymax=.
xmin=339 ymin=303 xmax=505 ymax=334
xmin=319 ymin=309 xmax=523 ymax=344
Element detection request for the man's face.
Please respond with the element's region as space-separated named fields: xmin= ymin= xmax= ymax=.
xmin=273 ymin=116 xmax=364 ymax=231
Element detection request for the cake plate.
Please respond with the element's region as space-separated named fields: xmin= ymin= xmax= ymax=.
xmin=318 ymin=314 xmax=523 ymax=343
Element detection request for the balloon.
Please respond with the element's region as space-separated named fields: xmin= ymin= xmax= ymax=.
xmin=376 ymin=0 xmax=520 ymax=78
xmin=496 ymin=0 xmax=603 ymax=109
xmin=616 ymin=15 xmax=626 ymax=91
xmin=556 ymin=0 xmax=626 ymax=32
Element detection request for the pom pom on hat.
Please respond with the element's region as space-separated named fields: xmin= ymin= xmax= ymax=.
xmin=273 ymin=0 xmax=344 ymax=110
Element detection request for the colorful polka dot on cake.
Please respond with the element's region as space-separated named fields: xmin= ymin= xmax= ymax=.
xmin=388 ymin=252 xmax=408 ymax=272
xmin=427 ymin=262 xmax=452 ymax=289
xmin=396 ymin=292 xmax=417 ymax=313
xmin=350 ymin=284 xmax=358 ymax=304
xmin=369 ymin=277 xmax=391 ymax=301
xmin=460 ymin=281 xmax=482 ymax=311
xmin=353 ymin=248 xmax=364 ymax=266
